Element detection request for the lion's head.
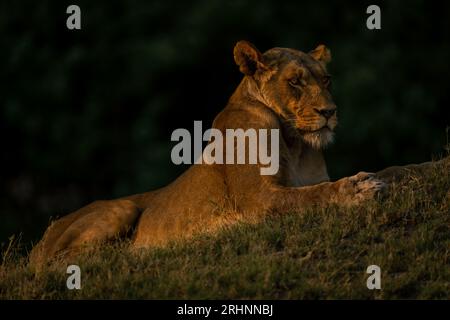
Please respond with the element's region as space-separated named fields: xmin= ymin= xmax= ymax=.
xmin=234 ymin=41 xmax=337 ymax=149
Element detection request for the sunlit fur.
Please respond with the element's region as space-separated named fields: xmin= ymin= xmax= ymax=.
xmin=255 ymin=48 xmax=338 ymax=150
xmin=33 ymin=42 xmax=388 ymax=268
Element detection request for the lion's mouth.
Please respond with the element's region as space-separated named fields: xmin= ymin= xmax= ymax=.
xmin=300 ymin=125 xmax=333 ymax=134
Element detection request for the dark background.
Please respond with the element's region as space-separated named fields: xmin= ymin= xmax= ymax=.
xmin=1 ymin=0 xmax=449 ymax=246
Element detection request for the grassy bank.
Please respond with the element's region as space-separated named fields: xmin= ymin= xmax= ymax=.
xmin=1 ymin=158 xmax=449 ymax=299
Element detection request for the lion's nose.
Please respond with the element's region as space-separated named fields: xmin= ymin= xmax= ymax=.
xmin=315 ymin=107 xmax=336 ymax=119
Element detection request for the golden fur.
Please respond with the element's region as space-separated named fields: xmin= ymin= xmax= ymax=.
xmin=30 ymin=41 xmax=438 ymax=266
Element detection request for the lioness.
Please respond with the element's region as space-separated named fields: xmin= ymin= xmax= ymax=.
xmin=29 ymin=41 xmax=439 ymax=266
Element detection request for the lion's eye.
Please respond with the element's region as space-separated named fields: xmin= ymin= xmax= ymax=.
xmin=289 ymin=78 xmax=299 ymax=85
xmin=289 ymin=77 xmax=306 ymax=88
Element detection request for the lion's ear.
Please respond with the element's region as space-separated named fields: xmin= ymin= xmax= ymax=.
xmin=309 ymin=44 xmax=332 ymax=66
xmin=233 ymin=40 xmax=267 ymax=76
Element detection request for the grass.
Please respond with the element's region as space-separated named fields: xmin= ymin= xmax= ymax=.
xmin=0 ymin=157 xmax=449 ymax=299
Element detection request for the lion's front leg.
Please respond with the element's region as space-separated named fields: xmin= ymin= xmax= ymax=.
xmin=330 ymin=172 xmax=387 ymax=206
xmin=268 ymin=171 xmax=386 ymax=212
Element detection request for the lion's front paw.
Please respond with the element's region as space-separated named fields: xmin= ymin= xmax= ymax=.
xmin=336 ymin=171 xmax=387 ymax=206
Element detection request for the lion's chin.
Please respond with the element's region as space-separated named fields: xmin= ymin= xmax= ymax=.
xmin=301 ymin=127 xmax=335 ymax=150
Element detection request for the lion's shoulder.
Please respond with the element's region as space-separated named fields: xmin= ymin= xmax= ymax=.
xmin=213 ymin=100 xmax=281 ymax=132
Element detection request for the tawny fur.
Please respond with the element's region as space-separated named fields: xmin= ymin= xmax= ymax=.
xmin=29 ymin=41 xmax=443 ymax=267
